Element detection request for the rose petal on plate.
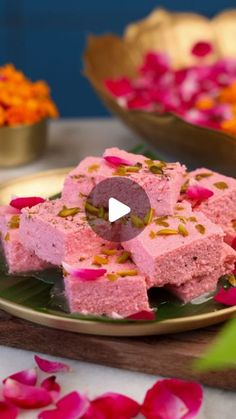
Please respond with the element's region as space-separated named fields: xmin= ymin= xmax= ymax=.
xmin=214 ymin=287 xmax=236 ymax=306
xmin=35 ymin=355 xmax=71 ymax=373
xmin=141 ymin=378 xmax=203 ymax=419
xmin=83 ymin=392 xmax=140 ymax=419
xmin=0 ymin=401 xmax=18 ymax=419
xmin=104 ymin=77 xmax=133 ymax=97
xmin=10 ymin=197 xmax=46 ymax=210
xmin=191 ymin=41 xmax=213 ymax=57
xmin=3 ymin=368 xmax=37 ymax=386
xmin=41 ymin=376 xmax=61 ymax=401
xmin=39 ymin=391 xmax=89 ymax=419
xmin=62 ymin=262 xmax=106 ymax=281
xmin=186 ymin=184 xmax=214 ymax=201
xmin=127 ymin=310 xmax=156 ymax=321
xmin=3 ymin=378 xmax=52 ymax=409
xmin=103 ymin=155 xmax=133 ymax=167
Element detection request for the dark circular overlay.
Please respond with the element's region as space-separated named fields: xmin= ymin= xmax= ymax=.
xmin=85 ymin=177 xmax=151 ymax=242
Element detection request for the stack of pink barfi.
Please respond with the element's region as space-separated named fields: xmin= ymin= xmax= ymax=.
xmin=1 ymin=147 xmax=235 ymax=318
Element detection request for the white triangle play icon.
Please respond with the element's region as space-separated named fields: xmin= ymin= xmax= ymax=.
xmin=108 ymin=197 xmax=131 ymax=223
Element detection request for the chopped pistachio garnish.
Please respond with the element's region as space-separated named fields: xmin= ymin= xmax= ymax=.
xmin=117 ymin=251 xmax=131 ymax=263
xmin=144 ymin=208 xmax=154 ymax=225
xmin=85 ymin=202 xmax=99 ymax=215
xmin=113 ymin=165 xmax=127 ymax=176
xmin=102 ymin=248 xmax=117 ymax=256
xmin=131 ymin=214 xmax=144 ymax=228
xmin=213 ymin=181 xmax=228 ymax=190
xmin=174 ymin=215 xmax=186 ymax=224
xmin=232 ymin=220 xmax=236 ymax=231
xmin=155 ymin=219 xmax=169 ymax=227
xmin=149 ymin=230 xmax=156 ymax=239
xmin=149 ymin=165 xmax=164 ymax=175
xmin=4 ymin=232 xmax=10 ymax=241
xmin=180 ymin=180 xmax=190 ymax=193
xmin=188 ymin=216 xmax=197 ymax=223
xmin=98 ymin=207 xmax=105 ymax=218
xmin=195 ymin=224 xmax=205 ymax=234
xmin=156 ymin=229 xmax=178 ymax=236
xmin=178 ymin=223 xmax=189 ymax=237
xmin=87 ymin=163 xmax=100 ymax=173
xmin=107 ymin=273 xmax=118 ymax=281
xmin=116 ymin=269 xmax=138 ymax=277
xmin=125 ymin=165 xmax=141 ymax=173
xmin=58 ymin=206 xmax=80 ymax=218
xmin=195 ymin=172 xmax=213 ymax=181
xmin=144 ymin=159 xmax=154 ymax=166
xmin=93 ymin=255 xmax=108 ymax=265
xmin=175 ymin=205 xmax=184 ymax=211
xmin=8 ymin=215 xmax=20 ymax=229
xmin=228 ymin=274 xmax=236 ymax=287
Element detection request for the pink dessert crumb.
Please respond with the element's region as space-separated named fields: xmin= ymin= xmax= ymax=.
xmin=0 ymin=206 xmax=50 ymax=274
xmin=63 ymin=247 xmax=151 ymax=317
xmin=62 ymin=147 xmax=186 ymax=216
xmin=19 ymin=199 xmax=115 ymax=266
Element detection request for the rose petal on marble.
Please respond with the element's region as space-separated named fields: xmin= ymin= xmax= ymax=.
xmin=214 ymin=287 xmax=236 ymax=306
xmin=35 ymin=355 xmax=71 ymax=373
xmin=0 ymin=401 xmax=18 ymax=419
xmin=83 ymin=392 xmax=140 ymax=419
xmin=186 ymin=184 xmax=214 ymax=201
xmin=62 ymin=262 xmax=106 ymax=281
xmin=127 ymin=310 xmax=156 ymax=321
xmin=103 ymin=155 xmax=133 ymax=167
xmin=141 ymin=378 xmax=203 ymax=419
xmin=41 ymin=376 xmax=61 ymax=401
xmin=3 ymin=368 xmax=37 ymax=386
xmin=104 ymin=77 xmax=133 ymax=97
xmin=191 ymin=41 xmax=213 ymax=57
xmin=39 ymin=391 xmax=89 ymax=419
xmin=3 ymin=378 xmax=52 ymax=409
xmin=10 ymin=197 xmax=45 ymax=210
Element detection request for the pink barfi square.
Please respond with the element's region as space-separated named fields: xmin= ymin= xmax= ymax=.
xmin=62 ymin=147 xmax=186 ymax=216
xmin=0 ymin=206 xmax=49 ymax=274
xmin=63 ymin=248 xmax=150 ymax=317
xmin=19 ymin=199 xmax=114 ymax=266
xmin=122 ymin=202 xmax=224 ymax=287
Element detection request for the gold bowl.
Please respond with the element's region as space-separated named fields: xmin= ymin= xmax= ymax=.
xmin=84 ymin=9 xmax=236 ymax=176
xmin=0 ymin=119 xmax=48 ymax=167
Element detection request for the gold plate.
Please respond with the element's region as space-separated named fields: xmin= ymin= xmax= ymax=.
xmin=0 ymin=168 xmax=235 ymax=336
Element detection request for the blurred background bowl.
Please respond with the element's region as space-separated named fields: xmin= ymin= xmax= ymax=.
xmin=0 ymin=119 xmax=48 ymax=167
xmin=84 ymin=8 xmax=236 ymax=176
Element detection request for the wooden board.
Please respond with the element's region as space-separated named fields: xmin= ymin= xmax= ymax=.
xmin=0 ymin=309 xmax=235 ymax=390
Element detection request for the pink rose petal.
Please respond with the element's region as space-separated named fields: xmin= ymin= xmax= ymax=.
xmin=35 ymin=355 xmax=71 ymax=373
xmin=62 ymin=262 xmax=106 ymax=281
xmin=141 ymin=378 xmax=203 ymax=419
xmin=41 ymin=376 xmax=61 ymax=401
xmin=10 ymin=197 xmax=45 ymax=210
xmin=82 ymin=392 xmax=140 ymax=419
xmin=3 ymin=378 xmax=52 ymax=409
xmin=103 ymin=155 xmax=133 ymax=167
xmin=3 ymin=368 xmax=37 ymax=386
xmin=104 ymin=77 xmax=133 ymax=97
xmin=186 ymin=184 xmax=214 ymax=201
xmin=0 ymin=401 xmax=18 ymax=419
xmin=139 ymin=52 xmax=170 ymax=77
xmin=191 ymin=41 xmax=213 ymax=57
xmin=127 ymin=310 xmax=156 ymax=321
xmin=231 ymin=237 xmax=236 ymax=251
xmin=214 ymin=287 xmax=236 ymax=306
xmin=39 ymin=391 xmax=89 ymax=419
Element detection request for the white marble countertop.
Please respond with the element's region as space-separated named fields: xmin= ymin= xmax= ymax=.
xmin=0 ymin=118 xmax=235 ymax=418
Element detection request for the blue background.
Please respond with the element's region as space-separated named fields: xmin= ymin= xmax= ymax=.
xmin=1 ymin=0 xmax=235 ymax=117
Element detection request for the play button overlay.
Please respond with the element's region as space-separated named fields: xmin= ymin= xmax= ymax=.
xmin=108 ymin=198 xmax=130 ymax=222
xmin=85 ymin=177 xmax=151 ymax=242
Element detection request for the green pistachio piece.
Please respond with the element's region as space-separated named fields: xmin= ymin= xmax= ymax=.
xmin=195 ymin=172 xmax=213 ymax=181
xmin=116 ymin=251 xmax=131 ymax=263
xmin=131 ymin=214 xmax=145 ymax=228
xmin=213 ymin=181 xmax=228 ymax=190
xmin=8 ymin=215 xmax=20 ymax=229
xmin=58 ymin=205 xmax=80 ymax=217
xmin=156 ymin=229 xmax=178 ymax=236
xmin=195 ymin=224 xmax=205 ymax=234
xmin=178 ymin=223 xmax=189 ymax=237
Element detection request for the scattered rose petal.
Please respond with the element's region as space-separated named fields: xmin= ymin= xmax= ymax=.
xmin=127 ymin=310 xmax=156 ymax=321
xmin=126 ymin=93 xmax=153 ymax=111
xmin=104 ymin=77 xmax=133 ymax=97
xmin=231 ymin=237 xmax=236 ymax=250
xmin=39 ymin=391 xmax=89 ymax=419
xmin=186 ymin=184 xmax=214 ymax=201
xmin=141 ymin=378 xmax=203 ymax=419
xmin=103 ymin=155 xmax=133 ymax=167
xmin=139 ymin=52 xmax=170 ymax=77
xmin=214 ymin=287 xmax=236 ymax=306
xmin=3 ymin=378 xmax=52 ymax=409
xmin=62 ymin=262 xmax=106 ymax=281
xmin=191 ymin=41 xmax=213 ymax=57
xmin=35 ymin=355 xmax=71 ymax=373
xmin=83 ymin=392 xmax=140 ymax=419
xmin=10 ymin=197 xmax=45 ymax=210
xmin=41 ymin=376 xmax=61 ymax=401
xmin=3 ymin=368 xmax=37 ymax=386
xmin=0 ymin=401 xmax=18 ymax=419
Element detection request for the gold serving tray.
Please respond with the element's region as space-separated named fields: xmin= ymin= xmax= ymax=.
xmin=0 ymin=168 xmax=235 ymax=336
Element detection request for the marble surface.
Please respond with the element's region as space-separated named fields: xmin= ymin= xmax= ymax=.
xmin=0 ymin=118 xmax=235 ymax=418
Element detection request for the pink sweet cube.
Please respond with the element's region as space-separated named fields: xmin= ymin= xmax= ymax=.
xmin=0 ymin=206 xmax=49 ymax=274
xmin=19 ymin=199 xmax=114 ymax=266
xmin=63 ymin=248 xmax=151 ymax=317
xmin=62 ymin=147 xmax=186 ymax=216
xmin=122 ymin=202 xmax=224 ymax=287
